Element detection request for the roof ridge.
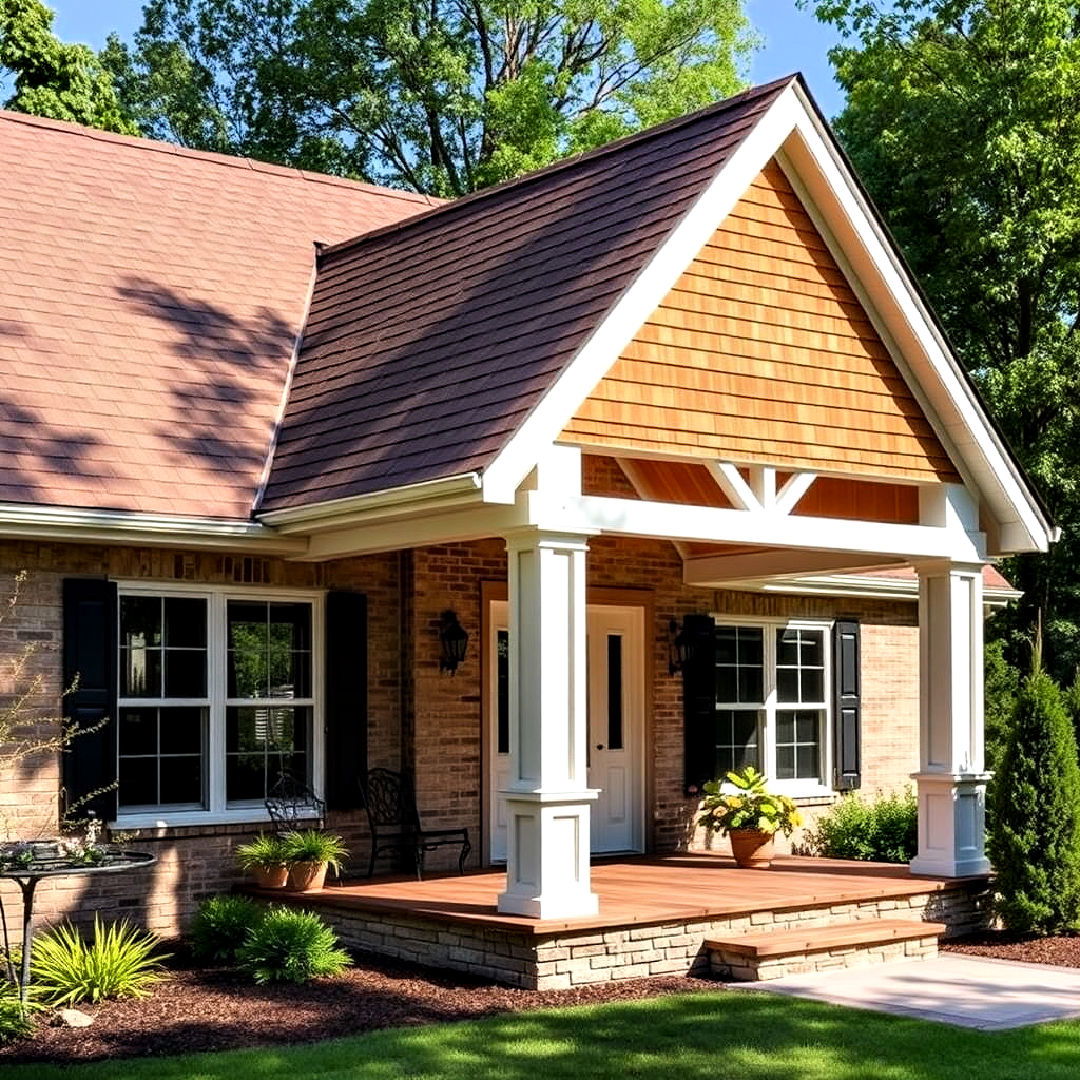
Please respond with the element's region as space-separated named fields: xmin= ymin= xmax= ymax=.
xmin=0 ymin=108 xmax=438 ymax=207
xmin=317 ymin=75 xmax=800 ymax=261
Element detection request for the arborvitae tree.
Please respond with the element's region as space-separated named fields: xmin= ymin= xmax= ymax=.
xmin=988 ymin=660 xmax=1080 ymax=934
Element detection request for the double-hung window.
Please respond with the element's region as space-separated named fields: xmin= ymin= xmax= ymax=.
xmin=116 ymin=585 xmax=322 ymax=826
xmin=710 ymin=619 xmax=831 ymax=795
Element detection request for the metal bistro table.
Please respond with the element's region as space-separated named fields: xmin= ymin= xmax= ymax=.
xmin=0 ymin=843 xmax=156 ymax=1001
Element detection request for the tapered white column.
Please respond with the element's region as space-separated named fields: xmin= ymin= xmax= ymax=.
xmin=910 ymin=561 xmax=991 ymax=877
xmin=497 ymin=530 xmax=599 ymax=918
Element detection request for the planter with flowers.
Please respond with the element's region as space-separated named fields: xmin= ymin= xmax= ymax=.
xmin=697 ymin=766 xmax=802 ymax=869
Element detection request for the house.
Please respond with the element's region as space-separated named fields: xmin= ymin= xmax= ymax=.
xmin=0 ymin=75 xmax=1053 ymax=978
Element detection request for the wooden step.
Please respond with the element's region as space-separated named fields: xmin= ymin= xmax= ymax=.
xmin=706 ymin=918 xmax=946 ymax=981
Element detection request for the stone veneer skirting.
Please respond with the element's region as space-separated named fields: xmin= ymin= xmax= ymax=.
xmin=264 ymin=880 xmax=990 ymax=990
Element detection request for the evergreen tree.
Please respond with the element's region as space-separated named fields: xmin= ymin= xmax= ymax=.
xmin=988 ymin=659 xmax=1080 ymax=934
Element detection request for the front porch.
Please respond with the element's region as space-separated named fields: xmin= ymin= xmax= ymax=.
xmin=253 ymin=854 xmax=991 ymax=989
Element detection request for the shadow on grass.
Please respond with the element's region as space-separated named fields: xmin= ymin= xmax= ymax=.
xmin=9 ymin=991 xmax=1080 ymax=1080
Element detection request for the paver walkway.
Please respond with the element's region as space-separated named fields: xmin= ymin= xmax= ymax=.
xmin=743 ymin=954 xmax=1080 ymax=1029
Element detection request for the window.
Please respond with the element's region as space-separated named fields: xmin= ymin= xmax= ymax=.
xmin=709 ymin=621 xmax=830 ymax=792
xmin=116 ymin=587 xmax=321 ymax=824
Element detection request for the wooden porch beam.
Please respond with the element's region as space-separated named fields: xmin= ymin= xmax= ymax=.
xmin=528 ymin=492 xmax=985 ymax=563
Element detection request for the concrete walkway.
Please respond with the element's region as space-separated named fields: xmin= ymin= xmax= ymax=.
xmin=739 ymin=954 xmax=1080 ymax=1030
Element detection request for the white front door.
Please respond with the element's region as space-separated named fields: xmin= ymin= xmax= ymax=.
xmin=487 ymin=601 xmax=645 ymax=861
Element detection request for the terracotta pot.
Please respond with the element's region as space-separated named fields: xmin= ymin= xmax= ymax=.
xmin=252 ymin=864 xmax=288 ymax=889
xmin=286 ymin=861 xmax=328 ymax=892
xmin=728 ymin=829 xmax=775 ymax=869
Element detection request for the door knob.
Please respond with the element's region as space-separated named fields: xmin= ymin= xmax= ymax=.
xmin=596 ymin=743 xmax=604 ymax=750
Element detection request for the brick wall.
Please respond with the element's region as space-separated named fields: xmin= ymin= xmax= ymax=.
xmin=0 ymin=541 xmax=400 ymax=936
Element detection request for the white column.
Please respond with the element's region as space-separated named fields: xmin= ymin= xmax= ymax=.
xmin=497 ymin=530 xmax=599 ymax=918
xmin=910 ymin=560 xmax=991 ymax=877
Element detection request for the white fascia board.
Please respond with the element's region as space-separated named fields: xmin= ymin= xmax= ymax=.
xmin=480 ymin=84 xmax=804 ymax=506
xmin=258 ymin=473 xmax=483 ymax=534
xmin=783 ymin=83 xmax=1053 ymax=555
xmin=0 ymin=503 xmax=306 ymax=554
xmin=296 ymin=500 xmax=531 ymax=561
xmin=528 ymin=492 xmax=985 ymax=563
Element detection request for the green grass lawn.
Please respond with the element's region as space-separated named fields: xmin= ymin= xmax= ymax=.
xmin=7 ymin=990 xmax=1080 ymax=1080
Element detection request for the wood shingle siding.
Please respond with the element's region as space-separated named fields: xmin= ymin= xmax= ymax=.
xmin=562 ymin=161 xmax=961 ymax=485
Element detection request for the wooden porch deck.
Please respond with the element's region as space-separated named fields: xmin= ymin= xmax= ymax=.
xmin=272 ymin=853 xmax=975 ymax=935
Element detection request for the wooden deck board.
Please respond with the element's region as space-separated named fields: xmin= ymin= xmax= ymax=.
xmin=256 ymin=854 xmax=981 ymax=936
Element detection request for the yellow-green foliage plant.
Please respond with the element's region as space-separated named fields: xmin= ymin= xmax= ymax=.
xmin=30 ymin=917 xmax=168 ymax=1006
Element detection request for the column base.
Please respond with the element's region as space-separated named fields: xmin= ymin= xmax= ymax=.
xmin=497 ymin=790 xmax=599 ymax=920
xmin=910 ymin=772 xmax=992 ymax=879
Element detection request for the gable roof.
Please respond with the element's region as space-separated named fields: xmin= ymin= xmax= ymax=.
xmin=259 ymin=78 xmax=791 ymax=511
xmin=0 ymin=110 xmax=434 ymax=520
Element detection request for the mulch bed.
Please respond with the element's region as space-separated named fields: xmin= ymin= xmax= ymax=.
xmin=943 ymin=930 xmax=1080 ymax=968
xmin=0 ymin=949 xmax=714 ymax=1065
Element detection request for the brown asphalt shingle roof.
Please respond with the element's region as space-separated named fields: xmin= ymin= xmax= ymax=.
xmin=0 ymin=111 xmax=434 ymax=519
xmin=260 ymin=77 xmax=794 ymax=511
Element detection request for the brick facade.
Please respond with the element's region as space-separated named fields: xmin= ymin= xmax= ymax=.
xmin=0 ymin=465 xmax=923 ymax=936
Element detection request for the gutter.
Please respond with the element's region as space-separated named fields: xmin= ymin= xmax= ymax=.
xmin=0 ymin=503 xmax=306 ymax=554
xmin=258 ymin=473 xmax=484 ymax=534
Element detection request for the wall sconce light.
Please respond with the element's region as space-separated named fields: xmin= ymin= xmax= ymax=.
xmin=439 ymin=610 xmax=469 ymax=675
xmin=668 ymin=617 xmax=696 ymax=676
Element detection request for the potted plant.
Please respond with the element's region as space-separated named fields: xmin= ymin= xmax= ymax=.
xmin=235 ymin=834 xmax=291 ymax=889
xmin=281 ymin=830 xmax=349 ymax=892
xmin=697 ymin=766 xmax=803 ymax=869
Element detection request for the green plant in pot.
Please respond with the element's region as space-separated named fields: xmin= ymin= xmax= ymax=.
xmin=697 ymin=766 xmax=802 ymax=869
xmin=281 ymin=830 xmax=348 ymax=892
xmin=235 ymin=834 xmax=291 ymax=889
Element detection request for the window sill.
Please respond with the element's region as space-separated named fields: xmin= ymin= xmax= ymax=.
xmin=112 ymin=808 xmax=277 ymax=830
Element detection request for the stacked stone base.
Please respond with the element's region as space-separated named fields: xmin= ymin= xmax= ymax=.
xmin=266 ymin=878 xmax=989 ymax=990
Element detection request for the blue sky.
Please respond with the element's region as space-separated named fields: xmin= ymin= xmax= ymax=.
xmin=43 ymin=0 xmax=846 ymax=118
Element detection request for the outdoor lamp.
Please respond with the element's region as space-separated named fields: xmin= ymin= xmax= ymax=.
xmin=668 ymin=617 xmax=696 ymax=676
xmin=439 ymin=610 xmax=469 ymax=674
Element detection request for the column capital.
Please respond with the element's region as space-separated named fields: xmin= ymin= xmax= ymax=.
xmin=502 ymin=528 xmax=594 ymax=554
xmin=913 ymin=558 xmax=986 ymax=579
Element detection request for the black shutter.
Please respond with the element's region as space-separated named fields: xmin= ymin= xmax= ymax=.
xmin=324 ymin=591 xmax=368 ymax=811
xmin=832 ymin=619 xmax=862 ymax=791
xmin=681 ymin=614 xmax=717 ymax=794
xmin=61 ymin=578 xmax=118 ymax=822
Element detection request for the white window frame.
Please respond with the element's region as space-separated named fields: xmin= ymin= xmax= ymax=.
xmin=113 ymin=582 xmax=325 ymax=829
xmin=711 ymin=615 xmax=833 ymax=799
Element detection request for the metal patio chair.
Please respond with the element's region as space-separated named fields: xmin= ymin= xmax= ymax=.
xmin=360 ymin=767 xmax=471 ymax=879
xmin=265 ymin=770 xmax=326 ymax=833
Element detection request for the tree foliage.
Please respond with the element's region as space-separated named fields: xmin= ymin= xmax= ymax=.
xmin=988 ymin=661 xmax=1080 ymax=934
xmin=803 ymin=0 xmax=1080 ymax=679
xmin=101 ymin=0 xmax=755 ymax=194
xmin=0 ymin=0 xmax=136 ymax=133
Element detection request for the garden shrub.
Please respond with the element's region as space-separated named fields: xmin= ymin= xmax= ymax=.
xmin=800 ymin=789 xmax=918 ymax=863
xmin=236 ymin=907 xmax=350 ymax=984
xmin=190 ymin=894 xmax=266 ymax=964
xmin=985 ymin=638 xmax=1020 ymax=777
xmin=989 ymin=663 xmax=1080 ymax=934
xmin=30 ymin=916 xmax=168 ymax=1006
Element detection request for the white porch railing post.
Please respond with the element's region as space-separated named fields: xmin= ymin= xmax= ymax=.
xmin=910 ymin=560 xmax=992 ymax=877
xmin=496 ymin=529 xmax=599 ymax=918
